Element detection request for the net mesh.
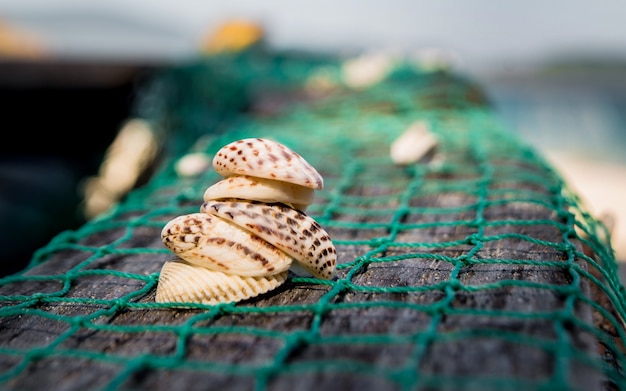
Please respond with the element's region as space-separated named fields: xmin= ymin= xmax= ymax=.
xmin=0 ymin=50 xmax=625 ymax=391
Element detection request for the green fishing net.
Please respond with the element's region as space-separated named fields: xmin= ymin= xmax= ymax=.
xmin=0 ymin=49 xmax=624 ymax=391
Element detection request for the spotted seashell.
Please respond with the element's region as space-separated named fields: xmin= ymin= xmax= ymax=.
xmin=201 ymin=200 xmax=336 ymax=279
xmin=212 ymin=138 xmax=323 ymax=190
xmin=161 ymin=213 xmax=293 ymax=277
xmin=155 ymin=260 xmax=288 ymax=305
xmin=203 ymin=175 xmax=314 ymax=211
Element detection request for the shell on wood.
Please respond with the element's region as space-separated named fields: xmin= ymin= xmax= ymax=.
xmin=201 ymin=199 xmax=336 ymax=280
xmin=212 ymin=138 xmax=323 ymax=190
xmin=203 ymin=175 xmax=314 ymax=211
xmin=161 ymin=213 xmax=293 ymax=277
xmin=157 ymin=137 xmax=335 ymax=305
xmin=155 ymin=259 xmax=288 ymax=305
xmin=390 ymin=120 xmax=438 ymax=165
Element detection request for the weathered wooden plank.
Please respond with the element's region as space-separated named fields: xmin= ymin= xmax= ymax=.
xmin=0 ymin=187 xmax=619 ymax=391
xmin=0 ymin=62 xmax=623 ymax=391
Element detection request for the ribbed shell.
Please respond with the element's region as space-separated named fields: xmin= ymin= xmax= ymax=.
xmin=201 ymin=200 xmax=336 ymax=279
xmin=161 ymin=213 xmax=293 ymax=276
xmin=155 ymin=260 xmax=288 ymax=305
xmin=212 ymin=138 xmax=323 ymax=190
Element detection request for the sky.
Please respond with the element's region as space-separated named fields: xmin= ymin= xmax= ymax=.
xmin=1 ymin=0 xmax=625 ymax=72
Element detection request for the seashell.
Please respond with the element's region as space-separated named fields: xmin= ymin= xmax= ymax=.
xmin=175 ymin=152 xmax=212 ymax=178
xmin=156 ymin=259 xmax=288 ymax=305
xmin=342 ymin=51 xmax=395 ymax=89
xmin=156 ymin=137 xmax=336 ymax=306
xmin=390 ymin=120 xmax=438 ymax=165
xmin=201 ymin=200 xmax=336 ymax=279
xmin=212 ymin=138 xmax=323 ymax=190
xmin=161 ymin=213 xmax=293 ymax=277
xmin=203 ymin=174 xmax=314 ymax=211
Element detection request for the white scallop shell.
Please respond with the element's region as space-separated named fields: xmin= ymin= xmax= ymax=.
xmin=203 ymin=175 xmax=314 ymax=211
xmin=389 ymin=121 xmax=437 ymax=165
xmin=161 ymin=213 xmax=293 ymax=277
xmin=175 ymin=152 xmax=212 ymax=178
xmin=212 ymin=138 xmax=323 ymax=190
xmin=201 ymin=200 xmax=336 ymax=279
xmin=390 ymin=120 xmax=438 ymax=165
xmin=155 ymin=260 xmax=288 ymax=305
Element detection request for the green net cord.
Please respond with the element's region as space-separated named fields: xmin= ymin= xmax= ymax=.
xmin=0 ymin=50 xmax=624 ymax=391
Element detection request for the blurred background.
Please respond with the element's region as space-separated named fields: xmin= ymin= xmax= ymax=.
xmin=0 ymin=0 xmax=625 ymax=276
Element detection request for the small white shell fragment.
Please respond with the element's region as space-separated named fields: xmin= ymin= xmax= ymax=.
xmin=202 ymin=200 xmax=336 ymax=279
xmin=161 ymin=213 xmax=293 ymax=277
xmin=156 ymin=260 xmax=288 ymax=305
xmin=175 ymin=152 xmax=212 ymax=177
xmin=203 ymin=175 xmax=314 ymax=211
xmin=342 ymin=51 xmax=395 ymax=89
xmin=212 ymin=138 xmax=323 ymax=190
xmin=390 ymin=120 xmax=438 ymax=165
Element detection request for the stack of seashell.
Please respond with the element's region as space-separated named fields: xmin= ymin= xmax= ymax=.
xmin=156 ymin=138 xmax=336 ymax=305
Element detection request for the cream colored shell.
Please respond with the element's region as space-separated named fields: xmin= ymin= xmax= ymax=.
xmin=390 ymin=120 xmax=438 ymax=165
xmin=203 ymin=175 xmax=314 ymax=211
xmin=212 ymin=138 xmax=323 ymax=190
xmin=161 ymin=213 xmax=293 ymax=277
xmin=202 ymin=199 xmax=336 ymax=279
xmin=156 ymin=260 xmax=288 ymax=305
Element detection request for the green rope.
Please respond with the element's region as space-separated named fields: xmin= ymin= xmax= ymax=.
xmin=0 ymin=50 xmax=624 ymax=390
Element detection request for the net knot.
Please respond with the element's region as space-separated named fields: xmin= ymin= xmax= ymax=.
xmin=30 ymin=293 xmax=46 ymax=303
xmin=465 ymin=233 xmax=483 ymax=244
xmin=447 ymin=279 xmax=463 ymax=291
xmin=369 ymin=237 xmax=389 ymax=248
xmin=112 ymin=299 xmax=128 ymax=311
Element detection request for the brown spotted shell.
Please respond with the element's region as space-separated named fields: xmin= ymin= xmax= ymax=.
xmin=161 ymin=213 xmax=293 ymax=277
xmin=156 ymin=259 xmax=288 ymax=305
xmin=201 ymin=199 xmax=336 ymax=279
xmin=212 ymin=138 xmax=323 ymax=190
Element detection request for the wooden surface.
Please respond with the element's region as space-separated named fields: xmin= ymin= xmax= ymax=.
xmin=0 ymin=66 xmax=623 ymax=391
xmin=0 ymin=185 xmax=620 ymax=390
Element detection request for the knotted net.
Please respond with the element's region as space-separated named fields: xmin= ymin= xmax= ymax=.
xmin=0 ymin=50 xmax=624 ymax=391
